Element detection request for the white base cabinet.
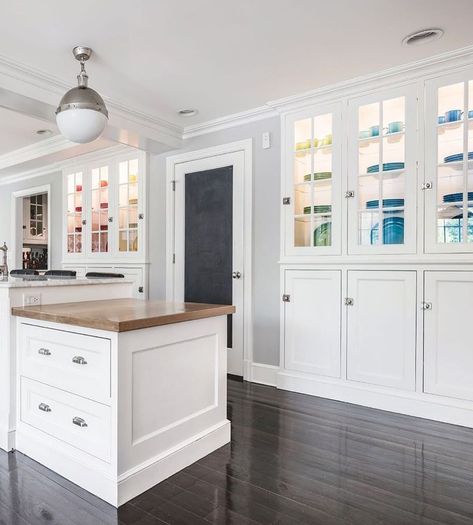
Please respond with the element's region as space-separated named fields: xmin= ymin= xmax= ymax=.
xmin=346 ymin=270 xmax=416 ymax=390
xmin=16 ymin=315 xmax=230 ymax=507
xmin=424 ymin=271 xmax=473 ymax=402
xmin=284 ymin=270 xmax=341 ymax=377
xmin=280 ymin=268 xmax=473 ymax=428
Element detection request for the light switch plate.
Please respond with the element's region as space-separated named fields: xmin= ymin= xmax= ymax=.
xmin=262 ymin=131 xmax=271 ymax=149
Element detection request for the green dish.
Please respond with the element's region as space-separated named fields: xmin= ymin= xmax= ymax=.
xmin=314 ymin=222 xmax=332 ymax=246
xmin=303 ymin=172 xmax=332 ymax=182
xmin=303 ymin=205 xmax=332 ymax=215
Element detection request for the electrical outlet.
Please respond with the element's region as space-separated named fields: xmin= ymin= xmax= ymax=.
xmin=23 ymin=294 xmax=41 ymax=306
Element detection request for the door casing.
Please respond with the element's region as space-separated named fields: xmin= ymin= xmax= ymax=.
xmin=166 ymin=139 xmax=253 ymax=379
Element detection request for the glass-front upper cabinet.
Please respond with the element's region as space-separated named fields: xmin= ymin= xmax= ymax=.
xmin=283 ymin=103 xmax=342 ymax=255
xmin=347 ymin=86 xmax=417 ymax=254
xmin=425 ymin=71 xmax=473 ymax=253
xmin=63 ymin=150 xmax=147 ymax=260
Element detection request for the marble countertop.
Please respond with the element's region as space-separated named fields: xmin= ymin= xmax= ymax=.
xmin=0 ymin=277 xmax=130 ymax=288
xmin=12 ymin=298 xmax=235 ymax=332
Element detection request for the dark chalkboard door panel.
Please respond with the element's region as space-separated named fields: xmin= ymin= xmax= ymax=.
xmin=172 ymin=152 xmax=245 ymax=376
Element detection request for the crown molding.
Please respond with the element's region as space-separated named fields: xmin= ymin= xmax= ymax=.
xmin=267 ymin=45 xmax=473 ymax=113
xmin=182 ymin=105 xmax=277 ymax=139
xmin=0 ymin=135 xmax=74 ymax=171
xmin=0 ymin=144 xmax=131 ymax=186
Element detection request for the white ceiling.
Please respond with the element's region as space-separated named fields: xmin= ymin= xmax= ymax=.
xmin=0 ymin=0 xmax=473 ymax=127
xmin=0 ymin=107 xmax=57 ymax=155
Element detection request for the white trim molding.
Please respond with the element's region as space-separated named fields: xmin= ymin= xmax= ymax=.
xmin=251 ymin=363 xmax=279 ymax=387
xmin=166 ymin=139 xmax=253 ymax=380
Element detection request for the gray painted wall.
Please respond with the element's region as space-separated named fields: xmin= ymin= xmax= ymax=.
xmin=148 ymin=116 xmax=281 ymax=366
xmin=0 ymin=115 xmax=281 ymax=366
xmin=0 ymin=171 xmax=63 ymax=270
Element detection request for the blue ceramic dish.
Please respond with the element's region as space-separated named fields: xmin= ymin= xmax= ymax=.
xmin=366 ymin=199 xmax=405 ymax=209
xmin=444 ymin=152 xmax=473 ymax=163
xmin=370 ymin=217 xmax=404 ymax=245
xmin=443 ymin=192 xmax=473 ymax=203
xmin=367 ymin=162 xmax=405 ymax=173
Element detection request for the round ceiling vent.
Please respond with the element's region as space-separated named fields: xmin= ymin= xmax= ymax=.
xmin=402 ymin=28 xmax=444 ymax=46
xmin=178 ymin=108 xmax=198 ymax=117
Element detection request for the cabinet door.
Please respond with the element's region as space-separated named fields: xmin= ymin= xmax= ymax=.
xmin=347 ymin=86 xmax=417 ymax=254
xmin=116 ymin=156 xmax=144 ymax=257
xmin=65 ymin=170 xmax=85 ymax=256
xmin=347 ymin=271 xmax=416 ymax=390
xmin=424 ymin=271 xmax=473 ymax=401
xmin=88 ymin=163 xmax=112 ymax=255
xmin=284 ymin=270 xmax=341 ymax=377
xmin=425 ymin=70 xmax=473 ymax=253
xmin=283 ymin=103 xmax=342 ymax=255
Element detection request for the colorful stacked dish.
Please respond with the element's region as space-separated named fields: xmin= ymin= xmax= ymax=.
xmin=443 ymin=192 xmax=473 ymax=203
xmin=303 ymin=172 xmax=332 ymax=182
xmin=371 ymin=217 xmax=404 ymax=245
xmin=444 ymin=152 xmax=473 ymax=163
xmin=366 ymin=199 xmax=404 ymax=209
xmin=303 ymin=205 xmax=332 ymax=215
xmin=367 ymin=162 xmax=405 ymax=173
xmin=314 ymin=222 xmax=331 ymax=246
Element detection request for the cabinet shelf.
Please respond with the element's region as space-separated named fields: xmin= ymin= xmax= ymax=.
xmin=358 ymin=131 xmax=404 ymax=144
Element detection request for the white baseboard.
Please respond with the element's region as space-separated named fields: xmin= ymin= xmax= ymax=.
xmin=118 ymin=420 xmax=231 ymax=505
xmin=251 ymin=363 xmax=279 ymax=387
xmin=0 ymin=428 xmax=15 ymax=453
xmin=277 ymin=371 xmax=473 ymax=428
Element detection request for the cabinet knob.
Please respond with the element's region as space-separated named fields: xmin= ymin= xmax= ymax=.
xmin=38 ymin=348 xmax=51 ymax=356
xmin=72 ymin=356 xmax=87 ymax=365
xmin=38 ymin=403 xmax=52 ymax=413
xmin=72 ymin=416 xmax=88 ymax=428
xmin=108 ymin=217 xmax=113 ymax=223
xmin=232 ymin=271 xmax=242 ymax=279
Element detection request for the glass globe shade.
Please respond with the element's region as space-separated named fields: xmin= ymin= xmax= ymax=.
xmin=56 ymin=108 xmax=107 ymax=144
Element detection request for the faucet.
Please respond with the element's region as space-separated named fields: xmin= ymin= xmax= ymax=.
xmin=0 ymin=242 xmax=8 ymax=281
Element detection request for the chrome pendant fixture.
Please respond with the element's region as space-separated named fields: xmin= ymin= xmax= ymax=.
xmin=56 ymin=46 xmax=108 ymax=143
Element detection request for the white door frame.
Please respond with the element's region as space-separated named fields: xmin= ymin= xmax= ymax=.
xmin=11 ymin=184 xmax=51 ymax=271
xmin=166 ymin=139 xmax=253 ymax=380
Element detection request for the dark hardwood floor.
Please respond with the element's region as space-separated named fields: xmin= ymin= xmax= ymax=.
xmin=2 ymin=379 xmax=473 ymax=524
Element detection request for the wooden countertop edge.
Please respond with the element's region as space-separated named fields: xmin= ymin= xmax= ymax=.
xmin=11 ymin=304 xmax=236 ymax=332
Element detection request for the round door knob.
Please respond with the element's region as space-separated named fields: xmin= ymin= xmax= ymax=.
xmin=232 ymin=271 xmax=242 ymax=279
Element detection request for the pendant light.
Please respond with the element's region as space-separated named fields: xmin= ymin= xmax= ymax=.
xmin=56 ymin=46 xmax=108 ymax=143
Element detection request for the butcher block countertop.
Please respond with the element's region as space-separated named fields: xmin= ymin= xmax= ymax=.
xmin=12 ymin=298 xmax=235 ymax=332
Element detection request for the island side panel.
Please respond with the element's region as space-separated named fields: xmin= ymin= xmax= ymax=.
xmin=116 ymin=314 xmax=231 ymax=505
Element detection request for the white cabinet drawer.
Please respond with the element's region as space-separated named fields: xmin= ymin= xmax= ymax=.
xmin=19 ymin=324 xmax=111 ymax=404
xmin=20 ymin=377 xmax=111 ymax=462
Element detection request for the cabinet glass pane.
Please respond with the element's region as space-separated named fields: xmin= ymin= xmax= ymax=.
xmin=90 ymin=165 xmax=109 ymax=254
xmin=118 ymin=159 xmax=139 ymax=252
xmin=436 ymin=81 xmax=473 ymax=245
xmin=66 ymin=172 xmax=83 ymax=253
xmin=357 ymin=97 xmax=406 ymax=246
xmin=292 ymin=113 xmax=333 ymax=248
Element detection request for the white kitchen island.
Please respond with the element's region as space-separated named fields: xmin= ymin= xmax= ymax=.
xmin=12 ymin=298 xmax=233 ymax=507
xmin=0 ymin=277 xmax=132 ymax=452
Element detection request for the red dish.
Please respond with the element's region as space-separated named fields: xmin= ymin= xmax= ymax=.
xmin=100 ymin=202 xmax=108 ymax=209
xmin=76 ymin=185 xmax=82 ymax=192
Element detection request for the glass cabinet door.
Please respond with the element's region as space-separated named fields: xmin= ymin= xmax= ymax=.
xmin=90 ymin=165 xmax=110 ymax=254
xmin=66 ymin=171 xmax=84 ymax=254
xmin=347 ymin=86 xmax=417 ymax=254
xmin=425 ymin=72 xmax=473 ymax=253
xmin=118 ymin=158 xmax=140 ymax=253
xmin=285 ymin=103 xmax=341 ymax=255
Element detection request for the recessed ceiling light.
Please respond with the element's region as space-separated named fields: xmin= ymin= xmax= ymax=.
xmin=178 ymin=108 xmax=198 ymax=117
xmin=402 ymin=28 xmax=444 ymax=46
xmin=36 ymin=129 xmax=53 ymax=136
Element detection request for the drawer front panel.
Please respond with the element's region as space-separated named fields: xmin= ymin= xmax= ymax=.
xmin=20 ymin=377 xmax=111 ymax=462
xmin=20 ymin=324 xmax=111 ymax=403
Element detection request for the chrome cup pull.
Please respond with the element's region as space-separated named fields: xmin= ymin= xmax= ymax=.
xmin=72 ymin=356 xmax=88 ymax=365
xmin=72 ymin=416 xmax=88 ymax=428
xmin=38 ymin=348 xmax=51 ymax=356
xmin=38 ymin=403 xmax=51 ymax=413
